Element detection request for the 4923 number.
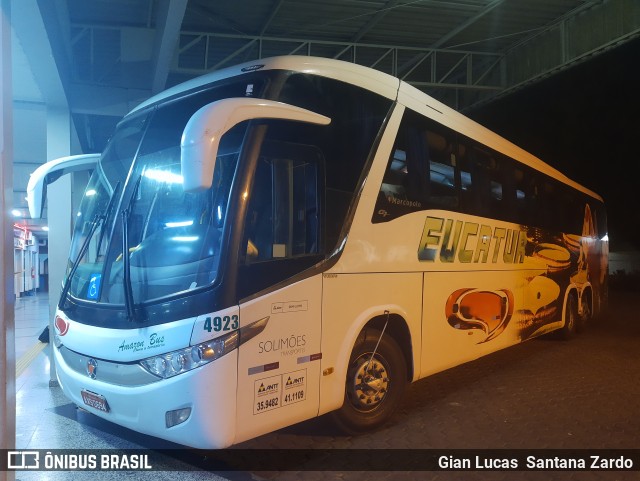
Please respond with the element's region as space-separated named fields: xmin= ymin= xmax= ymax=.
xmin=204 ymin=315 xmax=239 ymax=332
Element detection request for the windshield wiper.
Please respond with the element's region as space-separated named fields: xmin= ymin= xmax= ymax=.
xmin=58 ymin=183 xmax=123 ymax=310
xmin=94 ymin=181 xmax=121 ymax=262
xmin=58 ymin=213 xmax=103 ymax=310
xmin=121 ymin=175 xmax=142 ymax=322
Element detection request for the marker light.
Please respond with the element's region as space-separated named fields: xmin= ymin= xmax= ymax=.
xmin=166 ymin=407 xmax=192 ymax=428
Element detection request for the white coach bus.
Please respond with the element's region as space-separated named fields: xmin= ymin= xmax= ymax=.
xmin=28 ymin=56 xmax=608 ymax=448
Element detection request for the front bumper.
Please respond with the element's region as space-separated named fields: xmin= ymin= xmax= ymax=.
xmin=54 ymin=344 xmax=238 ymax=449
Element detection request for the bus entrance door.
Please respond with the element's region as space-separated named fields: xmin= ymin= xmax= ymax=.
xmin=234 ymin=275 xmax=322 ymax=444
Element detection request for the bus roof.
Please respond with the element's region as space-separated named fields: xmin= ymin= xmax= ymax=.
xmin=129 ymin=55 xmax=400 ymax=115
xmin=129 ymin=55 xmax=602 ymax=203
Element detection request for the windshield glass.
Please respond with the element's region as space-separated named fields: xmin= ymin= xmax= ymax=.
xmin=64 ymin=68 xmax=392 ymax=318
xmin=105 ymin=121 xmax=247 ymax=305
xmin=66 ymin=74 xmax=267 ymax=305
xmin=67 ymin=113 xmax=146 ymax=301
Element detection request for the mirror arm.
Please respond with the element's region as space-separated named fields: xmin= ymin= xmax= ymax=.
xmin=180 ymin=98 xmax=330 ymax=192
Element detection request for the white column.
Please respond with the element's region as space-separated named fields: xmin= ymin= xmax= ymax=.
xmin=46 ymin=106 xmax=72 ymax=386
xmin=1 ymin=0 xmax=17 ymax=479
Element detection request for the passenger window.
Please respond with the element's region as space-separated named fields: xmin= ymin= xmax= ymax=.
xmin=373 ymin=109 xmax=606 ymax=235
xmin=460 ymin=170 xmax=472 ymax=191
xmin=512 ymin=167 xmax=531 ymax=225
xmin=380 ymin=148 xmax=410 ymax=200
xmin=426 ymin=131 xmax=458 ymax=209
xmin=456 ymin=145 xmax=475 ymax=211
xmin=372 ymin=107 xmax=600 ymax=233
xmin=467 ymin=146 xmax=495 ymax=217
xmin=491 ymin=180 xmax=503 ymax=201
xmin=373 ymin=109 xmax=458 ymax=223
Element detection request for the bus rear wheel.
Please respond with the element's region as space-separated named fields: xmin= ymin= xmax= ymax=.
xmin=560 ymin=293 xmax=578 ymax=340
xmin=331 ymin=328 xmax=407 ymax=434
xmin=579 ymin=291 xmax=592 ymax=330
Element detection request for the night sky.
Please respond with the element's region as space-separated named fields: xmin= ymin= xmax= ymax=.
xmin=469 ymin=36 xmax=640 ymax=252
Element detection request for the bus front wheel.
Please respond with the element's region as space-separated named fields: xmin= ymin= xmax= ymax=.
xmin=331 ymin=328 xmax=407 ymax=434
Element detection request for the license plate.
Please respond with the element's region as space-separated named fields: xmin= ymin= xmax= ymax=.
xmin=81 ymin=389 xmax=110 ymax=413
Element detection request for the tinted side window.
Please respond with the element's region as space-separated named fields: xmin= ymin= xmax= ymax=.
xmin=237 ymin=75 xmax=392 ymax=299
xmin=278 ymin=74 xmax=392 ymax=249
xmin=238 ymin=139 xmax=325 ymax=300
xmin=372 ymin=107 xmax=603 ymax=239
xmin=244 ymin=145 xmax=320 ymax=263
xmin=374 ymin=109 xmax=458 ymax=222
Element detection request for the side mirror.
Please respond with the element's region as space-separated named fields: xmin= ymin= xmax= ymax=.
xmin=180 ymin=98 xmax=331 ymax=192
xmin=27 ymin=153 xmax=101 ymax=218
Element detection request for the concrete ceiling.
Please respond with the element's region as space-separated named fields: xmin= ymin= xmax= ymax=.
xmin=8 ymin=0 xmax=640 ymax=234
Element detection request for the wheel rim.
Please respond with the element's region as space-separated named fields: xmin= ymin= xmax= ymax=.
xmin=346 ymin=353 xmax=390 ymax=413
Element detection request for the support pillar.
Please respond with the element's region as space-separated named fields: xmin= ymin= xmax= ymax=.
xmin=45 ymin=107 xmax=72 ymax=387
xmin=1 ymin=1 xmax=17 ymax=480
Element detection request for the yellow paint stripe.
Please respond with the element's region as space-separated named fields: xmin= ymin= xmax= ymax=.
xmin=16 ymin=342 xmax=47 ymax=378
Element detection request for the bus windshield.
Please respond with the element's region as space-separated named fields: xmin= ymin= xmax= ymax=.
xmin=64 ymin=68 xmax=393 ymax=320
xmin=66 ymin=74 xmax=269 ymax=306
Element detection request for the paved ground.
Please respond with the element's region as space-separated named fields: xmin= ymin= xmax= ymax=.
xmin=14 ymin=289 xmax=640 ymax=480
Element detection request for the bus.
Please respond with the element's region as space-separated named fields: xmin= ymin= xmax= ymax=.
xmin=28 ymin=55 xmax=608 ymax=449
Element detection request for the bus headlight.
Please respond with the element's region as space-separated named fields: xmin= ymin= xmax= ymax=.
xmin=139 ymin=315 xmax=269 ymax=379
xmin=140 ymin=330 xmax=239 ymax=379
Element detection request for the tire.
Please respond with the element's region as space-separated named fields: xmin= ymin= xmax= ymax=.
xmin=331 ymin=328 xmax=407 ymax=434
xmin=579 ymin=291 xmax=592 ymax=330
xmin=560 ymin=293 xmax=578 ymax=340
